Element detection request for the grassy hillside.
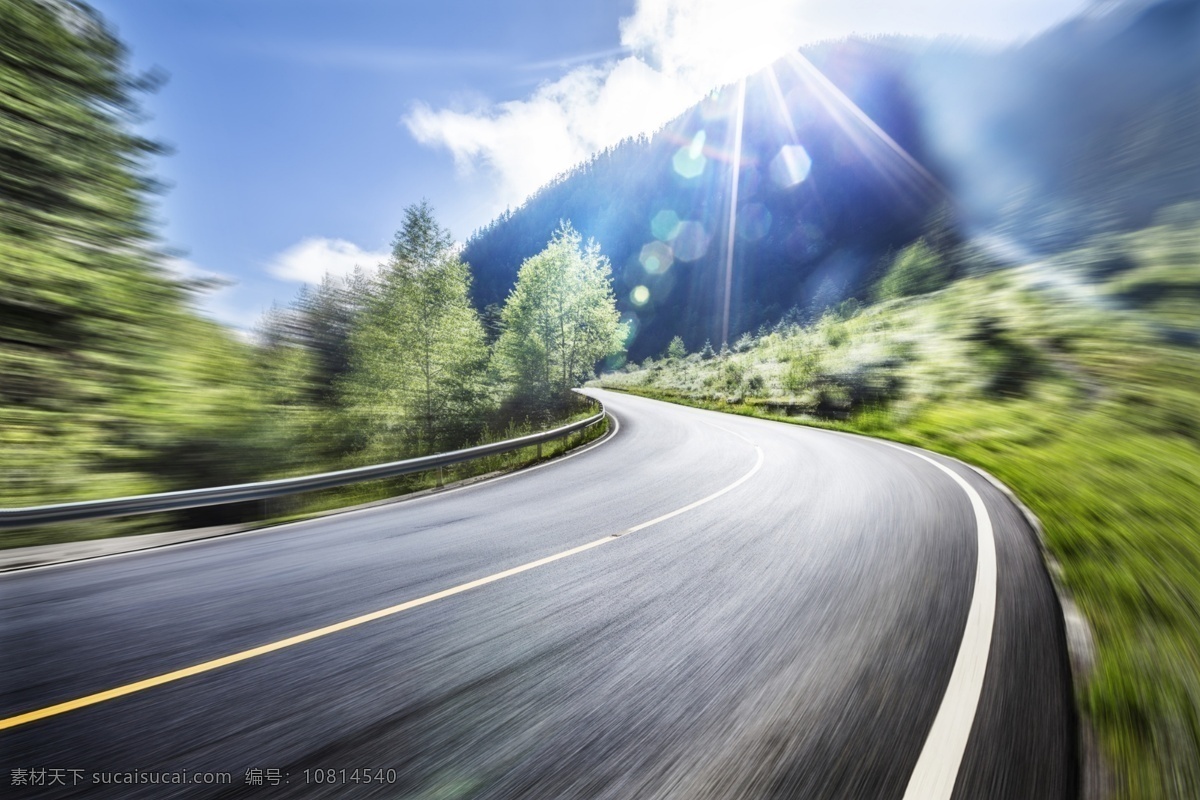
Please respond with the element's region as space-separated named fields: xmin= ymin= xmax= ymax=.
xmin=595 ymin=206 xmax=1200 ymax=800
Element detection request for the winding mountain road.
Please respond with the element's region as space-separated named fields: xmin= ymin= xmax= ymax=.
xmin=0 ymin=388 xmax=1074 ymax=798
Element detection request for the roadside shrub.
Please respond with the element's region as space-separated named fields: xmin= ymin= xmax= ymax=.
xmin=966 ymin=317 xmax=1045 ymax=398
xmin=823 ymin=320 xmax=848 ymax=348
xmin=784 ymin=351 xmax=819 ymax=394
xmin=721 ymin=361 xmax=745 ymax=393
xmin=876 ymin=239 xmax=952 ymax=300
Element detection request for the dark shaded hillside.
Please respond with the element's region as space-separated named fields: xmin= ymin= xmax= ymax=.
xmin=463 ymin=42 xmax=943 ymax=361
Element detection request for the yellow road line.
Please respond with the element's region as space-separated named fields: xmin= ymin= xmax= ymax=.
xmin=0 ymin=443 xmax=763 ymax=732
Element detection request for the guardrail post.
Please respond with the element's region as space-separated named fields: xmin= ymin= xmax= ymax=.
xmin=437 ymin=466 xmax=444 ymax=488
xmin=537 ymin=441 xmax=543 ymax=459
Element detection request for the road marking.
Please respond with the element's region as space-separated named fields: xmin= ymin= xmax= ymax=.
xmin=870 ymin=441 xmax=997 ymax=800
xmin=607 ymin=392 xmax=998 ymax=799
xmin=616 ymin=435 xmax=764 ymax=536
xmin=0 ymin=438 xmax=763 ymax=731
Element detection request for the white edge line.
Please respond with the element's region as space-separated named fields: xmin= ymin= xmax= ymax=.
xmin=1 ymin=411 xmax=622 ymax=577
xmin=871 ymin=440 xmax=996 ymax=800
xmin=600 ymin=390 xmax=997 ymax=799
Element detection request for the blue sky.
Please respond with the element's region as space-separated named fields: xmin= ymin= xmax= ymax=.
xmin=90 ymin=0 xmax=1088 ymax=329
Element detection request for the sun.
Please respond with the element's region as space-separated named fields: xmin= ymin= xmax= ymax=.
xmin=623 ymin=0 xmax=803 ymax=87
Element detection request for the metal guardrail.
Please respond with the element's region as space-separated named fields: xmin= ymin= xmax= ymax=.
xmin=0 ymin=403 xmax=606 ymax=529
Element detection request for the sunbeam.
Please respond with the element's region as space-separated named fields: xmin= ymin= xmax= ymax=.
xmin=764 ymin=64 xmax=801 ymax=144
xmin=721 ymin=77 xmax=747 ymax=346
xmin=779 ymin=50 xmax=947 ymax=200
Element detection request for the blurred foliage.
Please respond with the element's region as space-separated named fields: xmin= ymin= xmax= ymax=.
xmin=598 ymin=207 xmax=1200 ymax=800
xmin=0 ymin=0 xmax=289 ymax=526
xmin=875 ymin=238 xmax=952 ymax=300
xmin=0 ymin=5 xmax=621 ymax=547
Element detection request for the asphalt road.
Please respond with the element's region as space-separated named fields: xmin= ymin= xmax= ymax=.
xmin=0 ymin=388 xmax=1075 ymax=799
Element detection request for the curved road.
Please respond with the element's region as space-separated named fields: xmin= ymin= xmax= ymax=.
xmin=0 ymin=389 xmax=1074 ymax=798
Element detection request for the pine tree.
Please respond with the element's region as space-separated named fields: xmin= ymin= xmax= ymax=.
xmin=342 ymin=202 xmax=489 ymax=456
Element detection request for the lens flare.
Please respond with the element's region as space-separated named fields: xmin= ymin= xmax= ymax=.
xmin=671 ymin=221 xmax=711 ymax=261
xmin=620 ymin=312 xmax=640 ymax=345
xmin=673 ymin=132 xmax=708 ymax=179
xmin=770 ymin=145 xmax=812 ymax=188
xmin=630 ymin=285 xmax=651 ymax=306
xmin=777 ymin=52 xmax=945 ymax=200
xmin=739 ymin=167 xmax=762 ymax=199
xmin=737 ymin=203 xmax=772 ymax=241
xmin=640 ymin=241 xmax=674 ymax=274
xmin=721 ymin=77 xmax=747 ymax=346
xmin=651 ymin=209 xmax=682 ymax=241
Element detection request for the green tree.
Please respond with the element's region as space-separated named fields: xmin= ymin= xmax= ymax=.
xmin=876 ymin=239 xmax=952 ymax=300
xmin=665 ymin=335 xmax=687 ymax=360
xmin=342 ymin=202 xmax=489 ymax=456
xmin=494 ymin=223 xmax=625 ymax=405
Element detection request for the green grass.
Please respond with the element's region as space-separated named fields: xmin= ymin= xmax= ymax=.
xmin=595 ymin=213 xmax=1200 ymax=800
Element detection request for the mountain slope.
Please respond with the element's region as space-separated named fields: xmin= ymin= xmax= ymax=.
xmin=463 ymin=41 xmax=943 ymax=361
xmin=462 ymin=0 xmax=1200 ymax=363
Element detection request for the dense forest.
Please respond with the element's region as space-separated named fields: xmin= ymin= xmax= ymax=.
xmin=462 ymin=0 xmax=1200 ymax=360
xmin=0 ymin=0 xmax=622 ymax=535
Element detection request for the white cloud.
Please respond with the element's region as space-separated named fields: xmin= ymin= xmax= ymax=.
xmin=404 ymin=0 xmax=1086 ymax=218
xmin=406 ymin=0 xmax=803 ymax=211
xmin=266 ymin=237 xmax=389 ymax=284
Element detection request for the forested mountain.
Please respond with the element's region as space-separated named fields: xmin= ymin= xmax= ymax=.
xmin=463 ymin=42 xmax=943 ymax=361
xmin=462 ymin=0 xmax=1200 ymax=360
